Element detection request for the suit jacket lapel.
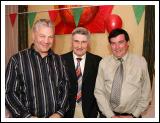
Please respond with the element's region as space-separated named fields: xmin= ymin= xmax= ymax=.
xmin=68 ymin=52 xmax=77 ymax=81
xmin=82 ymin=52 xmax=91 ymax=83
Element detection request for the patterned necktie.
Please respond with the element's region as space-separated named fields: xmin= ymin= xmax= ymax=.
xmin=76 ymin=58 xmax=82 ymax=103
xmin=110 ymin=58 xmax=123 ymax=109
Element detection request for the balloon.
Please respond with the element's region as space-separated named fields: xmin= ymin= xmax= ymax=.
xmin=106 ymin=14 xmax=122 ymax=33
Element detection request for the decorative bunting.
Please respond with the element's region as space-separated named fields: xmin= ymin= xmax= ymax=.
xmin=28 ymin=12 xmax=37 ymax=29
xmin=9 ymin=13 xmax=17 ymax=27
xmin=48 ymin=10 xmax=58 ymax=23
xmin=7 ymin=5 xmax=114 ymax=34
xmin=133 ymin=5 xmax=145 ymax=24
xmin=72 ymin=7 xmax=83 ymax=27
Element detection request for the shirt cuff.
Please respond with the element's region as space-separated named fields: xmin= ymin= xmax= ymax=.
xmin=57 ymin=110 xmax=64 ymax=117
xmin=132 ymin=109 xmax=141 ymax=118
xmin=22 ymin=113 xmax=32 ymax=118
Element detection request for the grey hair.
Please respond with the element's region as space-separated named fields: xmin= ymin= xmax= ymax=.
xmin=72 ymin=27 xmax=91 ymax=40
xmin=32 ymin=19 xmax=55 ymax=32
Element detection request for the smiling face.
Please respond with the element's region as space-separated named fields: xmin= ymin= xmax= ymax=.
xmin=72 ymin=34 xmax=89 ymax=57
xmin=32 ymin=26 xmax=54 ymax=57
xmin=110 ymin=34 xmax=129 ymax=58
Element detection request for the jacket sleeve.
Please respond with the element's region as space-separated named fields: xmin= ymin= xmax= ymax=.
xmin=5 ymin=56 xmax=31 ymax=118
xmin=56 ymin=56 xmax=69 ymax=117
xmin=132 ymin=57 xmax=151 ymax=117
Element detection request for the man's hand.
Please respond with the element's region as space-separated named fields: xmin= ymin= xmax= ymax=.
xmin=119 ymin=115 xmax=133 ymax=118
xmin=49 ymin=113 xmax=62 ymax=118
xmin=31 ymin=116 xmax=38 ymax=118
xmin=112 ymin=115 xmax=133 ymax=118
xmin=111 ymin=115 xmax=121 ymax=118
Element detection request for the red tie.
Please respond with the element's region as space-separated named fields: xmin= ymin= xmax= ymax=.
xmin=76 ymin=58 xmax=82 ymax=103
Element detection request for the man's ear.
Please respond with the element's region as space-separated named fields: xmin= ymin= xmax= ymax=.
xmin=127 ymin=41 xmax=130 ymax=47
xmin=32 ymin=32 xmax=35 ymax=41
xmin=87 ymin=40 xmax=91 ymax=51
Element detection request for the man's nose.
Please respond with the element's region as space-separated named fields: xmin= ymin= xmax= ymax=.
xmin=114 ymin=43 xmax=120 ymax=49
xmin=44 ymin=37 xmax=49 ymax=43
xmin=78 ymin=42 xmax=82 ymax=48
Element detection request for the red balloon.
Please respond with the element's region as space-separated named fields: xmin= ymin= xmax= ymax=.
xmin=106 ymin=14 xmax=122 ymax=33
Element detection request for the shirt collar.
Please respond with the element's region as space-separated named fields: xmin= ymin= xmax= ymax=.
xmin=73 ymin=52 xmax=86 ymax=62
xmin=113 ymin=52 xmax=128 ymax=62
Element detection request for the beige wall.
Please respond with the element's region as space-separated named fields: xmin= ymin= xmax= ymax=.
xmin=28 ymin=5 xmax=145 ymax=57
xmin=5 ymin=5 xmax=18 ymax=66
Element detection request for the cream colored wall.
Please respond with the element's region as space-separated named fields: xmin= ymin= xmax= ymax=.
xmin=28 ymin=5 xmax=54 ymax=46
xmin=28 ymin=5 xmax=145 ymax=57
xmin=112 ymin=5 xmax=145 ymax=56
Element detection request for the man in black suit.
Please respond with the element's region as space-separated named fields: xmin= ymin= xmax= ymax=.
xmin=61 ymin=27 xmax=102 ymax=118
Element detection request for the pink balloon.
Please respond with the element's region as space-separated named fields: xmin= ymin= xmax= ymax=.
xmin=106 ymin=14 xmax=122 ymax=33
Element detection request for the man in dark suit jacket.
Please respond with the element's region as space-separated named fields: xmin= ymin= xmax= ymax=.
xmin=61 ymin=27 xmax=102 ymax=118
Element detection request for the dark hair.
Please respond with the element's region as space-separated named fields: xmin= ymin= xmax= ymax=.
xmin=108 ymin=28 xmax=130 ymax=43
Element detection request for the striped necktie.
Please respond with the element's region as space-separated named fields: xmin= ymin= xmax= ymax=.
xmin=110 ymin=58 xmax=123 ymax=109
xmin=76 ymin=58 xmax=82 ymax=103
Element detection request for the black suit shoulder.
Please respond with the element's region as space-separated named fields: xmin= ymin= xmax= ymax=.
xmin=86 ymin=52 xmax=102 ymax=60
xmin=61 ymin=51 xmax=72 ymax=59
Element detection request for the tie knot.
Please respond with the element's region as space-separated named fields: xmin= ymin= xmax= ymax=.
xmin=118 ymin=58 xmax=123 ymax=63
xmin=76 ymin=58 xmax=82 ymax=62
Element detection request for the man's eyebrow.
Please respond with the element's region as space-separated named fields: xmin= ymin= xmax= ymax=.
xmin=118 ymin=40 xmax=125 ymax=42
